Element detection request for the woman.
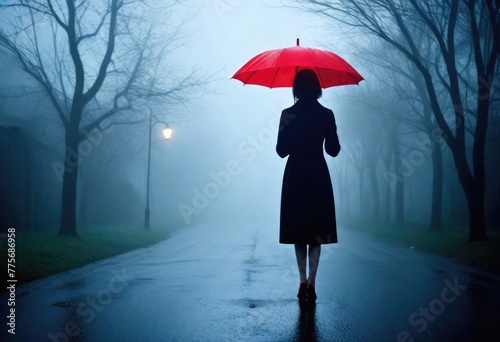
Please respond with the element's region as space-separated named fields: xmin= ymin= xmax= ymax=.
xmin=276 ymin=69 xmax=341 ymax=302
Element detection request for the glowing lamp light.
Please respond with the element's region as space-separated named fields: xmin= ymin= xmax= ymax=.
xmin=162 ymin=125 xmax=173 ymax=140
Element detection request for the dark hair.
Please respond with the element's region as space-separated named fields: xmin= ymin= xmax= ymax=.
xmin=292 ymin=69 xmax=322 ymax=101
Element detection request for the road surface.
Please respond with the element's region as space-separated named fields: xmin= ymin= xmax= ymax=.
xmin=1 ymin=222 xmax=499 ymax=341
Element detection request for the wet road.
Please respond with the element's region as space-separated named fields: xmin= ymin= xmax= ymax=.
xmin=1 ymin=222 xmax=500 ymax=341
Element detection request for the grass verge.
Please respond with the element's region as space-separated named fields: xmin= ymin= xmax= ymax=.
xmin=0 ymin=225 xmax=174 ymax=288
xmin=342 ymin=220 xmax=500 ymax=275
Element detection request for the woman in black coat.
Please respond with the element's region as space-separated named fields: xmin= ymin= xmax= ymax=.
xmin=276 ymin=69 xmax=341 ymax=302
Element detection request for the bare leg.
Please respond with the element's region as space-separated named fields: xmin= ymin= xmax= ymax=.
xmin=307 ymin=243 xmax=321 ymax=287
xmin=294 ymin=244 xmax=307 ymax=283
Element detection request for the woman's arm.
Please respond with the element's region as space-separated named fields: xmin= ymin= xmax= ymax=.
xmin=276 ymin=109 xmax=296 ymax=158
xmin=325 ymin=110 xmax=341 ymax=157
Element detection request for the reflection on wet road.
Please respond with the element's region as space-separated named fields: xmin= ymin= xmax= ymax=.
xmin=1 ymin=222 xmax=499 ymax=341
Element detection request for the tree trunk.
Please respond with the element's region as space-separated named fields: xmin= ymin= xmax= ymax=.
xmin=58 ymin=127 xmax=80 ymax=236
xmin=467 ymin=185 xmax=487 ymax=241
xmin=78 ymin=183 xmax=88 ymax=227
xmin=465 ymin=81 xmax=490 ymax=241
xmin=369 ymin=165 xmax=380 ymax=220
xmin=450 ymin=183 xmax=456 ymax=224
xmin=429 ymin=136 xmax=443 ymax=230
xmin=453 ymin=150 xmax=487 ymax=241
xmin=393 ymin=136 xmax=404 ymax=223
xmin=382 ymin=146 xmax=393 ymax=223
xmin=395 ymin=175 xmax=404 ymax=223
xmin=359 ymin=168 xmax=365 ymax=216
xmin=384 ymin=183 xmax=391 ymax=223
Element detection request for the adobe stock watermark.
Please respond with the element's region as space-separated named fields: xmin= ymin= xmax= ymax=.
xmin=383 ymin=73 xmax=498 ymax=192
xmin=47 ymin=267 xmax=129 ymax=342
xmin=51 ymin=125 xmax=116 ymax=183
xmin=213 ymin=0 xmax=243 ymax=21
xmin=177 ymin=109 xmax=297 ymax=224
xmin=397 ymin=276 xmax=467 ymax=342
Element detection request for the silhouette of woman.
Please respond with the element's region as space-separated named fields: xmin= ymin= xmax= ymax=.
xmin=276 ymin=69 xmax=340 ymax=302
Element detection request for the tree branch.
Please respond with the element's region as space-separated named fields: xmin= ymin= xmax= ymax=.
xmin=75 ymin=7 xmax=110 ymax=46
xmin=81 ymin=0 xmax=121 ymax=106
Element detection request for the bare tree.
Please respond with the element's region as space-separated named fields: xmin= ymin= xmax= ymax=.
xmin=286 ymin=0 xmax=499 ymax=241
xmin=0 ymin=1 xmax=212 ymax=236
xmin=342 ymin=82 xmax=407 ymax=223
xmin=357 ymin=36 xmax=446 ymax=229
xmin=340 ymin=107 xmax=383 ymax=220
xmin=331 ymin=159 xmax=356 ymax=219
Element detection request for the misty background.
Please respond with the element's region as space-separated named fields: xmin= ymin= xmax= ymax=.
xmin=1 ymin=0 xmax=499 ymax=238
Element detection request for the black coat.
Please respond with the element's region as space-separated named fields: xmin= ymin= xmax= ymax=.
xmin=276 ymin=98 xmax=340 ymax=244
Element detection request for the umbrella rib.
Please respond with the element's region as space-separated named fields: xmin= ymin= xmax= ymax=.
xmin=244 ymin=69 xmax=259 ymax=85
xmin=269 ymin=67 xmax=281 ymax=88
xmin=315 ymin=66 xmax=326 ymax=88
xmin=269 ymin=48 xmax=288 ymax=88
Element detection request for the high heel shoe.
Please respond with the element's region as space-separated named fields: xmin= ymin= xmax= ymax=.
xmin=307 ymin=284 xmax=317 ymax=301
xmin=297 ymin=282 xmax=307 ymax=301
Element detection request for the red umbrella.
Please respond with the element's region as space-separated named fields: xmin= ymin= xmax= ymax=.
xmin=232 ymin=39 xmax=363 ymax=88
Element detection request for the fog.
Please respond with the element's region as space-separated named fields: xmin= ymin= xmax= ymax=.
xmin=1 ymin=0 xmax=499 ymax=238
xmin=138 ymin=2 xmax=323 ymax=229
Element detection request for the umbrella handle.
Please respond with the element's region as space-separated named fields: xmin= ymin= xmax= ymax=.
xmin=297 ymin=38 xmax=299 ymax=46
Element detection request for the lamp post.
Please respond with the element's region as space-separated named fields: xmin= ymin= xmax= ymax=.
xmin=144 ymin=112 xmax=173 ymax=229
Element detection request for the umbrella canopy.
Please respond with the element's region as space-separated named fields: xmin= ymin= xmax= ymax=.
xmin=232 ymin=39 xmax=363 ymax=89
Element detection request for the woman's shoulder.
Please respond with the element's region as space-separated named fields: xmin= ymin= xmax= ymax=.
xmin=315 ymin=101 xmax=333 ymax=113
xmin=283 ymin=100 xmax=333 ymax=115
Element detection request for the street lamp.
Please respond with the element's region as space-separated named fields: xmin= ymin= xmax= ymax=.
xmin=162 ymin=124 xmax=173 ymax=140
xmin=145 ymin=114 xmax=173 ymax=229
